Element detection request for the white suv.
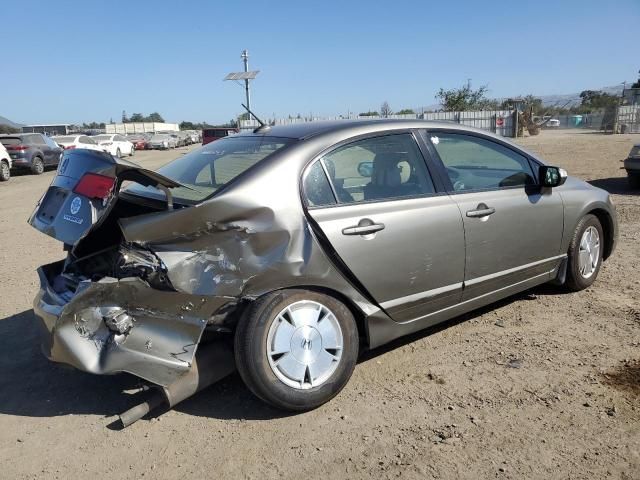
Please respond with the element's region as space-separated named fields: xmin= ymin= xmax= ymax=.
xmin=91 ymin=134 xmax=135 ymax=158
xmin=0 ymin=143 xmax=11 ymax=181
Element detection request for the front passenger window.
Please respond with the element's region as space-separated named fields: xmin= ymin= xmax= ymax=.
xmin=430 ymin=133 xmax=535 ymax=191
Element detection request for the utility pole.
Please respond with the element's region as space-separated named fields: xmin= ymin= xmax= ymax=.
xmin=224 ymin=51 xmax=260 ymax=128
xmin=241 ymin=50 xmax=251 ymax=120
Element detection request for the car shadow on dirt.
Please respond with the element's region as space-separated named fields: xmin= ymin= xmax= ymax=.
xmin=0 ymin=286 xmax=571 ymax=425
xmin=588 ymin=177 xmax=638 ymax=196
xmin=0 ymin=309 xmax=292 ymax=425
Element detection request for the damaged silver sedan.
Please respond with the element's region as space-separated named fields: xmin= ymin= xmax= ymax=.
xmin=29 ymin=120 xmax=617 ymax=424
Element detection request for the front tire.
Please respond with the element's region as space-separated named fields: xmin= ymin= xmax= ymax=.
xmin=234 ymin=290 xmax=359 ymax=411
xmin=31 ymin=157 xmax=44 ymax=175
xmin=565 ymin=214 xmax=603 ymax=291
xmin=0 ymin=160 xmax=10 ymax=181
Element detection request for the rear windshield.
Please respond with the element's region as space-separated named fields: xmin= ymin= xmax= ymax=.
xmin=54 ymin=136 xmax=76 ymax=143
xmin=93 ymin=135 xmax=111 ymax=142
xmin=124 ymin=136 xmax=293 ymax=203
xmin=204 ymin=129 xmax=231 ymax=138
xmin=0 ymin=137 xmax=21 ymax=145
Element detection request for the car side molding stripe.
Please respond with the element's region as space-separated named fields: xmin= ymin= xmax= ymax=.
xmin=380 ymin=254 xmax=566 ymax=317
xmin=380 ymin=282 xmax=463 ymax=311
xmin=464 ymin=254 xmax=567 ymax=288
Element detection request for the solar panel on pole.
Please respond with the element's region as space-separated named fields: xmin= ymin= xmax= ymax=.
xmin=224 ymin=50 xmax=260 ymax=121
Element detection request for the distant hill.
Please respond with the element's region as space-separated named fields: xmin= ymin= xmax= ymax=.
xmin=0 ymin=115 xmax=23 ymax=128
xmin=415 ymin=84 xmax=626 ymax=112
xmin=538 ymin=84 xmax=624 ymax=108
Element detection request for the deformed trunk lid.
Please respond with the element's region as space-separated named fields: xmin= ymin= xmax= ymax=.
xmin=28 ymin=149 xmax=182 ymax=247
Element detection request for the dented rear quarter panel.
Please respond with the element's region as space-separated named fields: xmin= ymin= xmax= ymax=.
xmin=118 ymin=137 xmax=383 ymax=317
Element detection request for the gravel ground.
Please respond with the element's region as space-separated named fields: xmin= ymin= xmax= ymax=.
xmin=0 ymin=132 xmax=638 ymax=479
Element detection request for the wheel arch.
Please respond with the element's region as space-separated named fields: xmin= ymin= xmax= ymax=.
xmin=243 ymin=285 xmax=370 ymax=349
xmin=587 ymin=207 xmax=614 ymax=260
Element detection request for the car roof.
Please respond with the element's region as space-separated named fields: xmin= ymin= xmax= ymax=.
xmin=236 ymin=119 xmax=499 ymax=140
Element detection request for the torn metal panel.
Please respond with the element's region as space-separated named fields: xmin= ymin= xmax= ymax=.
xmin=34 ymin=260 xmax=234 ymax=386
xmin=118 ymin=186 xmax=379 ymax=318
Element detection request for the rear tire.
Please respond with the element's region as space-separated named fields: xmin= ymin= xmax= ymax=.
xmin=129 ymin=146 xmax=135 ymax=157
xmin=116 ymin=148 xmax=121 ymax=158
xmin=31 ymin=157 xmax=44 ymax=175
xmin=234 ymin=289 xmax=359 ymax=411
xmin=565 ymin=214 xmax=603 ymax=291
xmin=0 ymin=160 xmax=10 ymax=181
xmin=628 ymin=174 xmax=640 ymax=189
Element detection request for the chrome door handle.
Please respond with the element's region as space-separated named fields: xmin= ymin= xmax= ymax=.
xmin=342 ymin=222 xmax=385 ymax=236
xmin=466 ymin=203 xmax=495 ymax=218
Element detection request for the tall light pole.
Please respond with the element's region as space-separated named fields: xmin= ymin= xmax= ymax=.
xmin=224 ymin=51 xmax=260 ymax=124
xmin=241 ymin=50 xmax=251 ymax=118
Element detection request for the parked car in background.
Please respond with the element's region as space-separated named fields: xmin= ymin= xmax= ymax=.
xmin=148 ymin=133 xmax=177 ymax=150
xmin=28 ymin=120 xmax=617 ymax=417
xmin=92 ymin=134 xmax=134 ymax=157
xmin=169 ymin=133 xmax=188 ymax=147
xmin=546 ymin=119 xmax=561 ymax=127
xmin=0 ymin=133 xmax=63 ymax=174
xmin=177 ymin=131 xmax=191 ymax=146
xmin=188 ymin=130 xmax=201 ymax=144
xmin=202 ymin=127 xmax=238 ymax=145
xmin=126 ymin=134 xmax=150 ymax=150
xmin=0 ymin=142 xmax=11 ymax=181
xmin=624 ymin=143 xmax=640 ymax=189
xmin=53 ymin=135 xmax=103 ymax=152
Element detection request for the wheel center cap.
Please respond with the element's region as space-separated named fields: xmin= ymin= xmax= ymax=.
xmin=290 ymin=326 xmax=322 ymax=364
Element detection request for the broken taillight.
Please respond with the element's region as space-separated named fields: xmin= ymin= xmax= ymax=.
xmin=73 ymin=173 xmax=116 ymax=199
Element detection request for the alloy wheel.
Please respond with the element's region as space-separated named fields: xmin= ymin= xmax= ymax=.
xmin=578 ymin=225 xmax=600 ymax=279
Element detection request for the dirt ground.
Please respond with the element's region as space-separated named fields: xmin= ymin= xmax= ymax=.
xmin=0 ymin=131 xmax=639 ymax=480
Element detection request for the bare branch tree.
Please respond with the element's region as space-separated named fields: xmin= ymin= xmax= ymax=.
xmin=380 ymin=101 xmax=392 ymax=118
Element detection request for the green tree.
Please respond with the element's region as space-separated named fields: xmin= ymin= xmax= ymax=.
xmin=436 ymin=84 xmax=495 ymax=111
xmin=396 ymin=108 xmax=415 ymax=115
xmin=359 ymin=111 xmax=379 ymax=117
xmin=146 ymin=112 xmax=165 ymax=123
xmin=576 ymin=90 xmax=619 ymax=113
xmin=129 ymin=113 xmax=145 ymax=122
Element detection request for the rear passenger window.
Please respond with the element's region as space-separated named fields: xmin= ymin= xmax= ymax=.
xmin=303 ymin=161 xmax=336 ymax=207
xmin=430 ymin=133 xmax=535 ymax=191
xmin=317 ymin=134 xmax=435 ymax=204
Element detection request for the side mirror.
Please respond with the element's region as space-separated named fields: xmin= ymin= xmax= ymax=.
xmin=540 ymin=165 xmax=567 ymax=187
xmin=358 ymin=161 xmax=373 ymax=177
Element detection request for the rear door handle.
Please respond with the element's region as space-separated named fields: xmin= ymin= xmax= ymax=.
xmin=342 ymin=221 xmax=385 ymax=236
xmin=466 ymin=203 xmax=495 ymax=218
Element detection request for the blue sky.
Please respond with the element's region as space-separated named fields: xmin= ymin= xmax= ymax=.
xmin=0 ymin=0 xmax=638 ymax=125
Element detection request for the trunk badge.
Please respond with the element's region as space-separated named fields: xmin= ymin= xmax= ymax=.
xmin=70 ymin=197 xmax=82 ymax=215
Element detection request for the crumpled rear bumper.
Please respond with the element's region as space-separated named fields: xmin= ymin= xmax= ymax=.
xmin=33 ymin=260 xmax=235 ymax=386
